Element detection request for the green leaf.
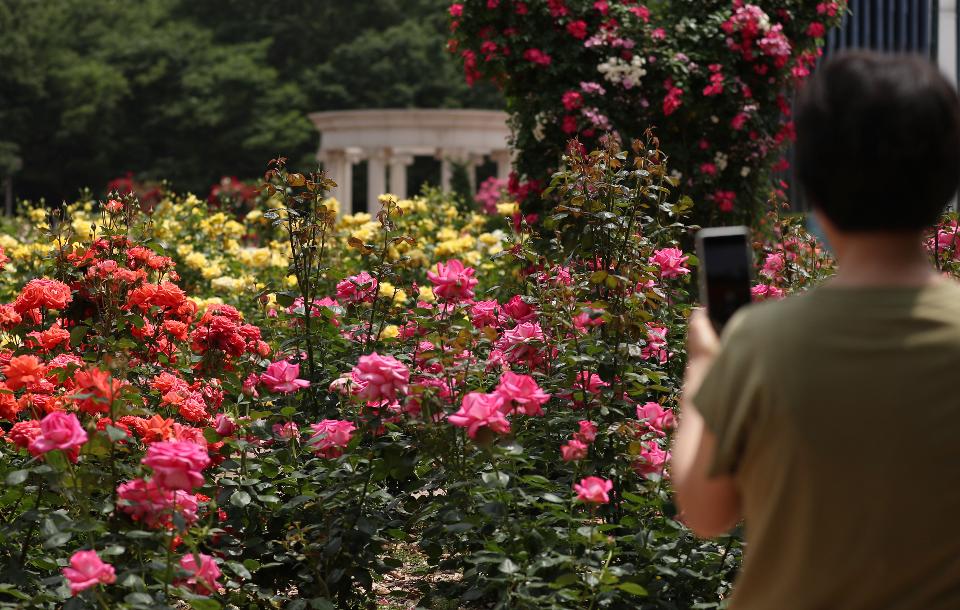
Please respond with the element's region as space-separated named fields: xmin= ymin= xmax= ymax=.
xmin=69 ymin=325 xmax=89 ymax=347
xmin=226 ymin=561 xmax=251 ymax=579
xmin=188 ymin=599 xmax=222 ymax=610
xmin=5 ymin=470 xmax=28 ymax=485
xmin=617 ymin=582 xmax=648 ymax=596
xmin=498 ymin=558 xmax=519 ymax=574
xmin=230 ymin=490 xmax=251 ymax=507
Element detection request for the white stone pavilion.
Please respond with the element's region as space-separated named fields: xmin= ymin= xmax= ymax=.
xmin=309 ymin=109 xmax=511 ymax=216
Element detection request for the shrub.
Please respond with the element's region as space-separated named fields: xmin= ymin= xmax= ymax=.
xmin=448 ymin=0 xmax=846 ymax=223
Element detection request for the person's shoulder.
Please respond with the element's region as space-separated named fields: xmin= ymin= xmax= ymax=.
xmin=722 ymin=290 xmax=812 ymax=342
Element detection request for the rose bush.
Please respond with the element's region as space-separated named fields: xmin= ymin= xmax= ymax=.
xmin=449 ymin=0 xmax=846 ymax=223
xmin=0 ymin=135 xmax=868 ymax=609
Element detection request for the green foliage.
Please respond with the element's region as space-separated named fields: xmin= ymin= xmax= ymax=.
xmin=1 ymin=0 xmax=502 ymax=203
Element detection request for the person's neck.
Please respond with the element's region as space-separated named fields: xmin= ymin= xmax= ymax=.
xmin=829 ymin=232 xmax=939 ymax=288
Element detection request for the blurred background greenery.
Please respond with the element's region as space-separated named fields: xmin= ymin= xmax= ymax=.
xmin=0 ymin=0 xmax=503 ymax=203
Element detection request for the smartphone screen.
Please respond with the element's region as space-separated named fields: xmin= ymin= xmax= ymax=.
xmin=697 ymin=228 xmax=752 ymax=331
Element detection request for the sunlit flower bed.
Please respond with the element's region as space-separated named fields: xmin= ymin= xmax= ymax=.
xmin=0 ymin=139 xmax=875 ymax=609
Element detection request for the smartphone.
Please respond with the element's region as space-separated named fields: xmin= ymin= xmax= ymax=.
xmin=695 ymin=226 xmax=753 ymax=332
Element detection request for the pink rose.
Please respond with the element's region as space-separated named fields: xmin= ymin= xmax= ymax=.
xmin=352 ymin=352 xmax=410 ymax=402
xmin=213 ymin=413 xmax=236 ymax=436
xmin=575 ymin=420 xmax=598 ymax=443
xmin=523 ymin=48 xmax=552 ymax=66
xmin=141 ymin=440 xmax=211 ymax=491
xmin=447 ymin=392 xmax=510 ymax=439
xmin=573 ymin=371 xmax=608 ymax=395
xmin=117 ymin=478 xmax=198 ymax=528
xmin=308 ymin=419 xmax=356 ymax=458
xmin=63 ymin=550 xmax=116 ymax=595
xmin=260 ymin=360 xmax=310 ymax=394
xmin=635 ymin=441 xmax=671 ymax=476
xmin=641 ymin=324 xmax=669 ymax=364
xmin=636 ymin=402 xmax=675 ymax=435
xmin=574 ymin=476 xmax=613 ymax=504
xmin=500 ymin=294 xmax=536 ymax=323
xmin=760 ymin=252 xmax=785 ymax=279
xmin=273 ymin=421 xmax=300 ymax=441
xmin=561 ymin=439 xmax=588 ymax=462
xmin=241 ymin=373 xmax=259 ymax=397
xmin=752 ymin=283 xmax=785 ymax=301
xmin=495 ymin=321 xmax=545 ymax=364
xmin=649 ymin=247 xmax=690 ymax=279
xmin=336 ymin=271 xmax=378 ymax=303
xmin=29 ymin=412 xmax=88 ymax=456
xmin=494 ymin=371 xmax=550 ymax=416
xmin=426 ymin=259 xmax=478 ymax=302
xmin=179 ymin=553 xmax=221 ymax=594
xmin=469 ymin=299 xmax=499 ymax=328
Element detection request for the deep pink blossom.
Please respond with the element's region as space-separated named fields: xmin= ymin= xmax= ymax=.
xmin=470 ymin=299 xmax=499 ymax=328
xmin=575 ymin=420 xmax=598 ymax=443
xmin=336 ymin=271 xmax=378 ymax=303
xmin=352 ymin=352 xmax=410 ymax=402
xmin=260 ymin=360 xmax=310 ymax=394
xmin=29 ymin=412 xmax=88 ymax=458
xmin=523 ymin=48 xmax=552 ymax=66
xmin=752 ymin=284 xmax=785 ymax=301
xmin=141 ymin=441 xmax=210 ymax=491
xmin=116 ymin=478 xmax=199 ymax=528
xmin=427 ymin=259 xmax=478 ymax=302
xmin=63 ymin=550 xmax=116 ymax=595
xmin=637 ymin=402 xmax=675 ymax=435
xmin=179 ymin=553 xmax=221 ymax=594
xmin=635 ymin=441 xmax=671 ymax=476
xmin=309 ymin=420 xmax=356 ymax=458
xmin=566 ymin=19 xmax=588 ymax=39
xmin=494 ymin=371 xmax=550 ymax=416
xmin=448 ymin=392 xmax=510 ymax=439
xmin=573 ymin=371 xmax=608 ymax=395
xmin=641 ymin=324 xmax=669 ymax=363
xmin=574 ymin=476 xmax=613 ymax=504
xmin=649 ymin=247 xmax=690 ymax=279
xmin=561 ymin=439 xmax=588 ymax=462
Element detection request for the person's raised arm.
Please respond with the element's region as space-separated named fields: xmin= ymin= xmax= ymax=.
xmin=671 ymin=309 xmax=741 ymax=538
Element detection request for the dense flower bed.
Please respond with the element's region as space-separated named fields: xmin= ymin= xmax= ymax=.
xmin=0 ymin=139 xmax=849 ymax=609
xmin=449 ymin=0 xmax=846 ymax=223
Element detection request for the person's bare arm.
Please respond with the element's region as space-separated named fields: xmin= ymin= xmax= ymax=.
xmin=671 ymin=310 xmax=742 ymax=538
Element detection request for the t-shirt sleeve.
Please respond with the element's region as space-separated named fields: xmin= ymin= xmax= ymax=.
xmin=692 ymin=310 xmax=765 ymax=477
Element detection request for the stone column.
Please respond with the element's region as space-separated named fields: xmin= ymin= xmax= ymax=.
xmin=320 ymin=149 xmax=348 ymax=217
xmin=438 ymin=148 xmax=470 ymax=192
xmin=491 ymin=150 xmax=512 ymax=181
xmin=388 ymin=154 xmax=415 ymax=199
xmin=367 ymin=149 xmax=388 ymax=213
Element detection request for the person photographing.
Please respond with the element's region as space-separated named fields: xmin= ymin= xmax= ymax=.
xmin=672 ymin=51 xmax=960 ymax=609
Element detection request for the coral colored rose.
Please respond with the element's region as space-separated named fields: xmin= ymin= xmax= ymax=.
xmin=352 ymin=353 xmax=410 ymax=402
xmin=426 ymin=259 xmax=478 ymax=302
xmin=308 ymin=419 xmax=356 ymax=458
xmin=494 ymin=371 xmax=550 ymax=416
xmin=575 ymin=420 xmax=598 ymax=443
xmin=72 ymin=368 xmax=125 ymax=414
xmin=14 ymin=278 xmax=73 ymax=313
xmin=561 ymin=439 xmax=588 ymax=462
xmin=141 ymin=441 xmax=210 ymax=491
xmin=62 ymin=550 xmax=116 ymax=595
xmin=574 ymin=476 xmax=613 ymax=504
xmin=260 ymin=360 xmax=310 ymax=394
xmin=636 ymin=402 xmax=675 ymax=435
xmin=3 ymin=355 xmax=47 ymax=391
xmin=448 ymin=392 xmax=510 ymax=439
xmin=179 ymin=553 xmax=221 ymax=594
xmin=29 ymin=411 xmax=88 ymax=456
xmin=635 ymin=441 xmax=671 ymax=476
xmin=649 ymin=247 xmax=691 ymax=279
xmin=7 ymin=419 xmax=41 ymax=448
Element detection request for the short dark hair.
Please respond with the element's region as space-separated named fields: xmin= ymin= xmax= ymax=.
xmin=795 ymin=51 xmax=960 ymax=231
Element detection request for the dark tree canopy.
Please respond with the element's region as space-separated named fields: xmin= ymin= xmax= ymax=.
xmin=0 ymin=0 xmax=502 ymax=203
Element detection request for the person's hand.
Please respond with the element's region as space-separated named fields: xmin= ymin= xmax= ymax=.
xmin=686 ymin=308 xmax=720 ymax=361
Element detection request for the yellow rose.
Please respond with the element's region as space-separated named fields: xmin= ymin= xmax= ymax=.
xmin=497 ymin=202 xmax=520 ymax=216
xmin=418 ymin=286 xmax=435 ymax=303
xmin=286 ymin=275 xmax=299 ymax=287
xmin=379 ymin=325 xmax=400 ymax=340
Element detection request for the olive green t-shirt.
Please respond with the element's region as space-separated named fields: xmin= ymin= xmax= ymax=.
xmin=695 ymin=279 xmax=960 ymax=610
